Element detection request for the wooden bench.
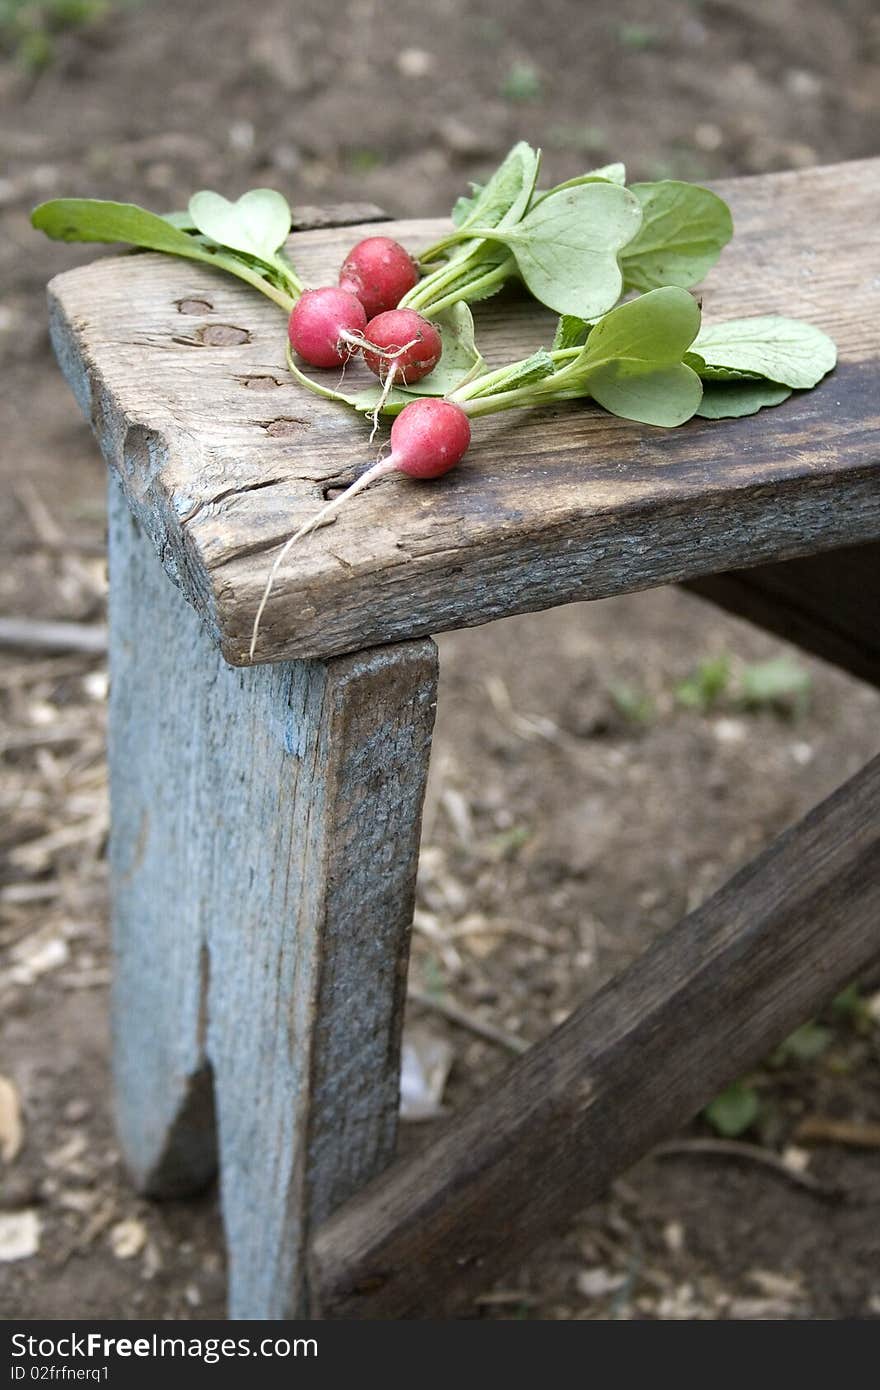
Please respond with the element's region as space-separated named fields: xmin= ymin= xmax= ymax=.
xmin=47 ymin=159 xmax=880 ymax=1319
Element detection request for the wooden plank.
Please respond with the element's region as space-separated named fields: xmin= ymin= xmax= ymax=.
xmin=0 ymin=617 xmax=107 ymax=655
xmin=107 ymin=475 xmax=438 ymax=1316
xmin=47 ymin=159 xmax=880 ymax=665
xmin=683 ymin=540 xmax=880 ymax=688
xmin=309 ymin=752 xmax=880 ymax=1319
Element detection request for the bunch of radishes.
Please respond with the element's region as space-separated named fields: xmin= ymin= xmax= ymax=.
xmin=32 ymin=152 xmax=838 ymax=663
xmin=286 ymin=237 xmax=472 ymax=491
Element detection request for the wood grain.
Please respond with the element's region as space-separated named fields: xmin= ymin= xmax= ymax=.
xmin=684 ymin=540 xmax=880 ymax=688
xmin=309 ymin=752 xmax=880 ymax=1319
xmin=107 ymin=475 xmax=438 ymax=1316
xmin=48 ymin=161 xmax=880 ymax=664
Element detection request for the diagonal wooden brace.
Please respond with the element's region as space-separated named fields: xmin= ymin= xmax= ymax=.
xmin=309 ymin=751 xmax=880 ymax=1319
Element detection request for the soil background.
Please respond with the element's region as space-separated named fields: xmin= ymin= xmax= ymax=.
xmin=1 ymin=0 xmax=879 ymax=1321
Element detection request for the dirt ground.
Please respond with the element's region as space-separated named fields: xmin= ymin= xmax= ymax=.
xmin=1 ymin=0 xmax=879 ymax=1321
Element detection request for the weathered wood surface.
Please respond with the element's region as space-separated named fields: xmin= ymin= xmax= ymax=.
xmin=107 ymin=476 xmax=438 ymax=1316
xmin=684 ymin=540 xmax=880 ymax=688
xmin=48 ymin=160 xmax=880 ymax=665
xmin=309 ymin=752 xmax=880 ymax=1319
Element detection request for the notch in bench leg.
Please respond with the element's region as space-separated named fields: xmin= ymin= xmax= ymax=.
xmin=107 ymin=476 xmax=438 ymax=1317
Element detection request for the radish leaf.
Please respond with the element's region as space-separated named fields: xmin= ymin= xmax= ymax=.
xmin=32 ymin=195 xmax=301 ymax=307
xmin=552 ymin=315 xmax=591 ymax=350
xmin=452 ymin=141 xmax=540 ymax=234
xmin=580 ymin=286 xmax=701 ymax=366
xmin=571 ymin=288 xmax=703 ymax=426
xmin=621 ymin=181 xmax=733 ymax=292
xmin=32 ymin=198 xmax=225 ymax=261
xmin=684 ymin=352 xmax=763 ymax=382
xmin=586 ymin=359 xmax=703 ymax=427
xmin=480 ymin=181 xmax=643 ymax=317
xmin=188 ymin=188 xmax=291 ymax=260
xmin=692 ymin=316 xmax=837 ymax=388
xmin=529 ymin=162 xmax=627 ymax=204
xmin=695 ymin=380 xmax=792 ymax=418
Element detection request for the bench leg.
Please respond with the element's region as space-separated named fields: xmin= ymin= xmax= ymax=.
xmin=107 ymin=477 xmax=438 ymax=1317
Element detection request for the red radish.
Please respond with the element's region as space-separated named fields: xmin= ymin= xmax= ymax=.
xmin=288 ymin=286 xmax=367 ymax=368
xmin=249 ymin=399 xmax=471 ymax=660
xmin=385 ymin=396 xmax=471 ymax=477
xmin=361 ymin=309 xmax=442 ymax=385
xmin=339 ymin=236 xmax=419 ymax=317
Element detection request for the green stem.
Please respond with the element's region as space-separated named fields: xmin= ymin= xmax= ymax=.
xmin=459 ymin=384 xmax=587 ymax=418
xmin=417 ymin=258 xmax=515 ymax=318
xmin=272 ymin=251 xmax=305 ymax=298
xmin=212 ymin=253 xmax=297 ymax=312
xmin=401 ymin=247 xmax=480 ymax=311
xmin=285 ymin=343 xmax=357 ymax=405
xmin=415 ymin=226 xmax=476 ymax=264
xmin=450 ymin=347 xmax=582 ymax=404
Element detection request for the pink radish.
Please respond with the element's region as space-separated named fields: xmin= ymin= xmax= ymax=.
xmin=249 ymin=399 xmax=471 ymax=660
xmin=361 ymin=309 xmax=442 ymax=385
xmin=288 ymin=286 xmax=368 ymax=368
xmin=382 ymin=396 xmax=471 ymax=477
xmin=339 ymin=236 xmax=419 ymax=317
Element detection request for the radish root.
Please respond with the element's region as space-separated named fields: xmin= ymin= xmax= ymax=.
xmin=248 ymin=456 xmax=398 ymax=662
xmin=369 ymin=362 xmax=401 ymax=441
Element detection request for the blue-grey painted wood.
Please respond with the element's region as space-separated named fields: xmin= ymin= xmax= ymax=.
xmin=107 ymin=476 xmax=438 ymax=1316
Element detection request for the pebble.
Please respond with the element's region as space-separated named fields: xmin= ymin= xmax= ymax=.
xmin=110 ymin=1217 xmax=147 ymax=1260
xmin=397 ymin=48 xmax=434 ymax=79
xmin=577 ymin=1267 xmax=626 ymax=1298
xmin=694 ymin=123 xmax=723 ymax=152
xmin=0 ymin=1209 xmax=41 ymax=1262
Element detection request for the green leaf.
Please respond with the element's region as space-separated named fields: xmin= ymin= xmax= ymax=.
xmin=584 ymin=162 xmax=626 ymax=184
xmin=608 ymin=681 xmax=654 ymax=724
xmin=350 ymin=386 xmax=414 ymax=414
xmin=739 ymin=655 xmax=812 ymax=711
xmin=621 ymin=181 xmax=733 ymax=292
xmin=553 ymin=315 xmax=591 ymax=350
xmin=482 ymin=181 xmax=643 ymax=318
xmin=587 ymin=359 xmax=703 ymax=428
xmin=452 ymin=141 xmax=540 ymax=235
xmin=32 ymin=196 xmax=300 ymax=310
xmin=705 ymin=1082 xmax=760 ymax=1138
xmin=31 ymin=197 xmax=225 ymax=263
xmin=529 ymin=162 xmax=627 ymax=204
xmin=773 ymin=1022 xmax=832 ymax=1064
xmin=695 ymin=380 xmax=792 ymax=418
xmin=162 ymin=210 xmax=198 ymax=231
xmin=452 ymin=190 xmax=481 ymax=228
xmin=692 ymin=316 xmax=837 ymax=389
xmin=831 ymin=984 xmax=865 ymax=1022
xmin=500 ymin=62 xmax=542 ymax=102
xmin=675 ymin=654 xmax=730 ymax=710
xmin=562 ymin=289 xmax=703 ymax=427
xmin=582 ymin=286 xmax=701 ymax=366
xmin=686 ymin=353 xmax=763 ymax=382
xmin=187 ymin=188 xmax=291 ymax=260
